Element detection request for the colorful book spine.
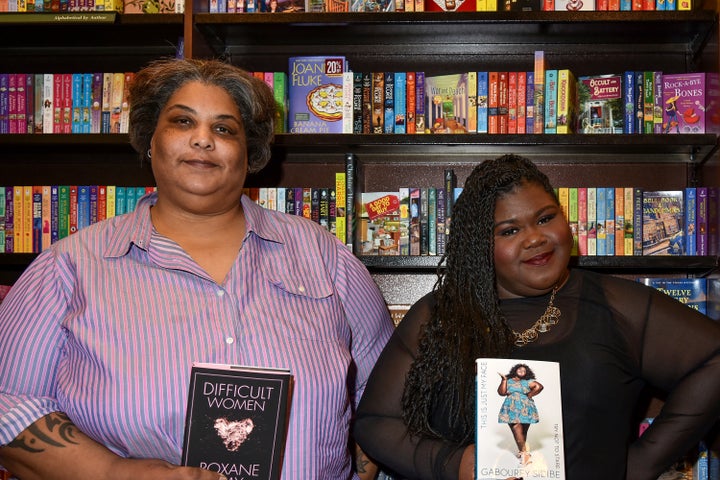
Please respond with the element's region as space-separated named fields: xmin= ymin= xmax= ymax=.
xmin=653 ymin=71 xmax=663 ymax=134
xmin=605 ymin=187 xmax=615 ymax=256
xmin=22 ymin=185 xmax=32 ymax=253
xmin=467 ymin=71 xmax=478 ymax=134
xmin=533 ymin=50 xmax=545 ymax=134
xmin=525 ymin=71 xmax=534 ymax=134
xmin=643 ymin=71 xmax=654 ymax=134
xmin=415 ymin=72 xmax=425 ymax=134
xmin=31 ymin=186 xmax=42 ymax=254
xmin=633 ymin=187 xmax=643 ymax=256
xmin=488 ymin=71 xmax=499 ymax=134
xmin=596 ymin=186 xmax=606 ymax=256
xmin=398 ymin=187 xmax=410 ymax=255
xmin=623 ymin=187 xmax=634 ymax=256
xmin=477 ymin=71 xmax=489 ymax=134
xmin=517 ymin=71 xmax=527 ymax=134
xmin=335 ymin=172 xmax=346 ymax=246
xmin=342 ymin=70 xmax=354 ymax=134
xmin=507 ymin=71 xmax=517 ymax=134
xmin=587 ymin=187 xmax=597 ymax=256
xmin=614 ymin=187 xmax=624 ymax=256
xmin=352 ymin=71 xmax=364 ymax=134
xmin=685 ymin=187 xmax=697 ymax=255
xmin=544 ymin=69 xmax=558 ymax=134
xmin=436 ymin=186 xmax=446 ymax=256
xmin=556 ymin=69 xmax=576 ymax=134
xmin=577 ymin=187 xmax=588 ymax=256
xmin=362 ymin=72 xmax=372 ymax=134
xmin=345 ymin=153 xmax=356 ymax=251
xmin=634 ymin=71 xmax=644 ymax=135
xmin=697 ymin=186 xmax=708 ymax=256
xmin=498 ymin=71 xmax=509 ymax=134
xmin=569 ymin=187 xmax=578 ymax=256
xmin=623 ymin=71 xmax=635 ymax=134
xmin=0 ymin=188 xmax=5 ymax=253
xmin=393 ymin=71 xmax=406 ymax=134
xmin=428 ymin=187 xmax=437 ymax=256
xmin=406 ymin=72 xmax=416 ymax=135
xmin=409 ymin=187 xmax=420 ymax=256
xmin=5 ymin=187 xmax=13 ymax=253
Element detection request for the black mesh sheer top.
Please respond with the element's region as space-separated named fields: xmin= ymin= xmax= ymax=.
xmin=355 ymin=269 xmax=720 ymax=480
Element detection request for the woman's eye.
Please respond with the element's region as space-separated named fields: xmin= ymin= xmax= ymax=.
xmin=538 ymin=214 xmax=555 ymax=225
xmin=499 ymin=227 xmax=518 ymax=237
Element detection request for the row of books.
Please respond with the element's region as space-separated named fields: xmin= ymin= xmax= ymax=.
xmin=0 ymin=0 xmax=697 ymax=13
xmin=0 ymin=185 xmax=154 ymax=254
xmin=242 ymin=183 xmax=349 ymax=248
xmin=3 ymin=64 xmax=716 ymax=137
xmin=284 ymin=54 xmax=720 ymax=136
xmin=3 ymin=180 xmax=717 ymax=261
xmin=354 ymin=185 xmax=720 ymax=258
xmin=0 ymin=72 xmax=133 ymax=135
xmin=0 ymin=0 xmax=183 ymax=12
xmin=555 ymin=186 xmax=720 ymax=257
xmin=201 ymin=0 xmax=695 ymax=12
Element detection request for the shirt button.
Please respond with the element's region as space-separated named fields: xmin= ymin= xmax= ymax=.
xmin=225 ymin=337 xmax=235 ymax=344
xmin=217 ymin=290 xmax=225 ymax=297
xmin=298 ymin=285 xmax=306 ymax=293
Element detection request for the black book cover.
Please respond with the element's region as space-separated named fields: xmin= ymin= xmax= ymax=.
xmin=182 ymin=363 xmax=293 ymax=480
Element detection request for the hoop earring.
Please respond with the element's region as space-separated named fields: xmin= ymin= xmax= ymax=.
xmin=147 ymin=149 xmax=152 ymax=159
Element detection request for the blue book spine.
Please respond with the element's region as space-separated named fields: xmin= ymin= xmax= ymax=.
xmin=596 ymin=187 xmax=607 ymax=256
xmin=685 ymin=187 xmax=697 ymax=255
xmin=544 ymin=69 xmax=558 ymax=134
xmin=71 ymin=73 xmax=83 ymax=134
xmin=525 ymin=72 xmax=534 ymax=135
xmin=82 ymin=73 xmax=93 ymax=133
xmin=605 ymin=187 xmax=615 ymax=256
xmin=394 ymin=72 xmax=406 ymax=134
xmin=477 ymin=71 xmax=489 ymax=134
xmin=115 ymin=187 xmax=127 ymax=216
xmin=623 ymin=71 xmax=635 ymax=134
xmin=383 ymin=72 xmax=394 ymax=134
xmin=77 ymin=185 xmax=90 ymax=230
xmin=620 ymin=0 xmax=631 ymax=8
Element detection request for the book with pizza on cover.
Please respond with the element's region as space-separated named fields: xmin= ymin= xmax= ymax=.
xmin=182 ymin=363 xmax=293 ymax=480
xmin=288 ymin=56 xmax=347 ymax=134
xmin=475 ymin=358 xmax=565 ymax=480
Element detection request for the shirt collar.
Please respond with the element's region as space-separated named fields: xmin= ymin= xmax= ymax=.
xmin=103 ymin=192 xmax=286 ymax=259
xmin=239 ymin=194 xmax=286 ymax=246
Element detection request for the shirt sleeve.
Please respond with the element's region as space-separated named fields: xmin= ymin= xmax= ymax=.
xmin=354 ymin=294 xmax=465 ymax=480
xmin=0 ymin=249 xmax=70 ymax=445
xmin=608 ymin=279 xmax=720 ymax=479
xmin=334 ymin=244 xmax=395 ymax=407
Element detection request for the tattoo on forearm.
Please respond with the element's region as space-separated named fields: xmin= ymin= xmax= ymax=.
xmin=356 ymin=451 xmax=370 ymax=473
xmin=7 ymin=412 xmax=80 ymax=453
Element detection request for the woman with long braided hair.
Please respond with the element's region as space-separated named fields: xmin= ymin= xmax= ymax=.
xmin=355 ymin=154 xmax=720 ymax=480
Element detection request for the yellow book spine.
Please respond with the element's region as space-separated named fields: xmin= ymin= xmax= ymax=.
xmin=106 ymin=185 xmax=116 ymax=219
xmin=13 ymin=186 xmax=23 ymax=253
xmin=335 ymin=172 xmax=347 ymax=245
xmin=23 ymin=186 xmax=33 ymax=254
xmin=623 ymin=187 xmax=634 ymax=256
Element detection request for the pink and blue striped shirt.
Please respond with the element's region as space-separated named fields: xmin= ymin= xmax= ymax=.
xmin=0 ymin=192 xmax=394 ymax=479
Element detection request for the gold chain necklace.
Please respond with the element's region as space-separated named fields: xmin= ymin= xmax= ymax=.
xmin=512 ymin=285 xmax=561 ymax=347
